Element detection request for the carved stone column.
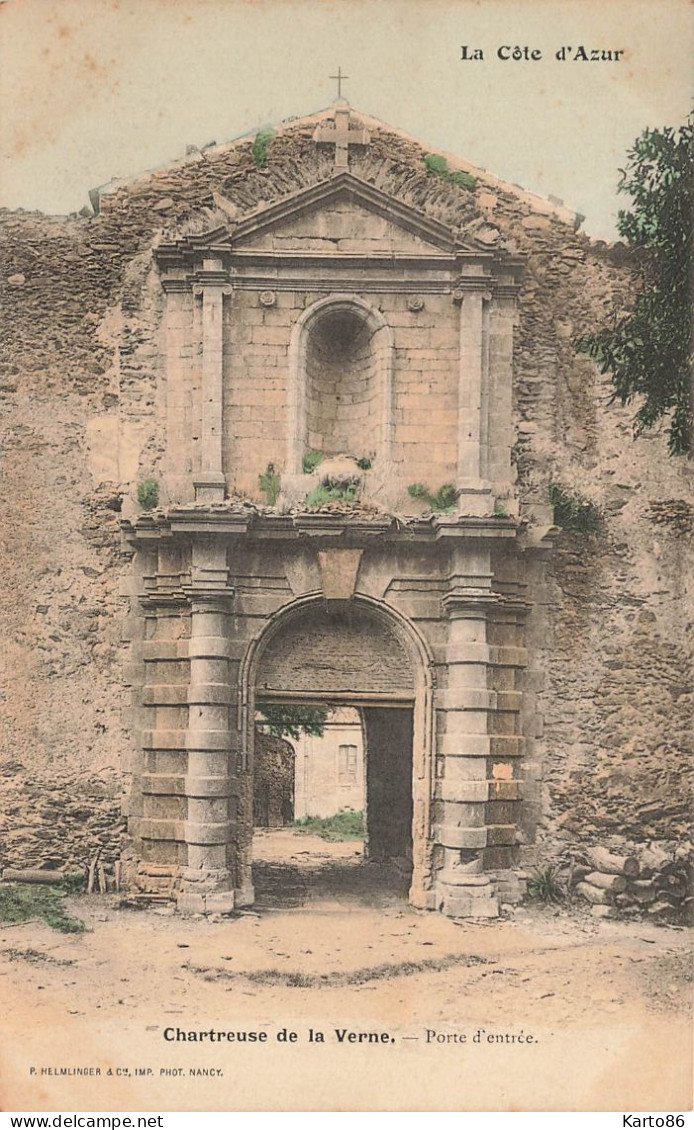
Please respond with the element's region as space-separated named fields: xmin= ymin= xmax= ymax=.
xmin=178 ymin=537 xmax=237 ymax=913
xmin=435 ymin=546 xmax=499 ymax=917
xmin=193 ymin=259 xmax=231 ymax=504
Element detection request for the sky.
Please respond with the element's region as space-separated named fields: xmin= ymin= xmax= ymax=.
xmin=0 ymin=0 xmax=692 ymax=239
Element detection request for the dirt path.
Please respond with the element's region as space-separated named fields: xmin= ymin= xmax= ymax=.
xmin=0 ymin=833 xmax=691 ymax=1112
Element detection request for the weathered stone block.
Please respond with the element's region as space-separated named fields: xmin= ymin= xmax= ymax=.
xmin=436 ymin=824 xmax=487 ymax=849
xmin=439 ymin=892 xmax=499 ymax=919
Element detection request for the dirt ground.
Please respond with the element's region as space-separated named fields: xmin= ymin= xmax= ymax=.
xmin=1 ymin=831 xmax=692 ymax=1113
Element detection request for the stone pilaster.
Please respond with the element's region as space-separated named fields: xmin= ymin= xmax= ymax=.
xmin=486 ymin=294 xmax=517 ymax=496
xmin=161 ymin=287 xmax=196 ymax=502
xmin=192 ymin=259 xmax=231 ymax=504
xmin=455 ymin=289 xmax=494 ymax=516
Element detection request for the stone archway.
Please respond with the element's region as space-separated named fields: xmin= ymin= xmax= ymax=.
xmin=238 ymin=595 xmax=434 ymax=908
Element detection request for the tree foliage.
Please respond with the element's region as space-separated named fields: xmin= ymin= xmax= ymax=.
xmin=576 ymin=117 xmax=693 ymax=455
xmin=257 ymin=704 xmax=328 ymax=740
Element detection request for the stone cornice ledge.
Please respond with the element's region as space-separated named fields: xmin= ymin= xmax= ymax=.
xmin=442 ymin=587 xmax=532 ymax=617
xmin=122 ymin=510 xmax=520 ymax=545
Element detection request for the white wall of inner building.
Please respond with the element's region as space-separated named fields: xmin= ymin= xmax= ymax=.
xmin=292 ymin=706 xmax=365 ymax=819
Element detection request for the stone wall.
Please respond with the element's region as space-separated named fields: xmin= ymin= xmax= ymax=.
xmin=0 ymin=765 xmax=122 ymax=873
xmin=222 ymin=285 xmax=460 ymax=501
xmin=253 ymin=731 xmax=295 ymax=828
xmin=224 ymin=288 xmax=290 ymax=498
xmin=1 ymin=109 xmax=691 ymax=872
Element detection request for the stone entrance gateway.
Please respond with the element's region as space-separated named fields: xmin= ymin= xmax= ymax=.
xmin=122 ymin=100 xmax=544 ymax=918
xmin=125 ymin=512 xmax=532 ymax=918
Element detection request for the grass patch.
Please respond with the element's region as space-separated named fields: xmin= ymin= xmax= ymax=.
xmin=305 ymin=477 xmax=359 ymax=508
xmin=259 ymin=463 xmax=280 ymax=505
xmin=0 ymin=883 xmax=86 ymax=934
xmin=136 ymin=479 xmax=159 ymax=510
xmin=423 ymin=153 xmax=477 ymax=191
xmin=525 ymin=867 xmax=565 ymax=905
xmin=185 ymin=951 xmax=489 ymax=988
xmin=407 ymin=482 xmax=458 ymax=512
xmin=549 ymin=484 xmax=601 ymax=533
xmin=302 ymin=449 xmax=325 ymax=474
xmin=252 ymin=128 xmax=275 ymax=169
xmin=2 ymin=947 xmax=75 ymax=966
xmin=293 ymin=810 xmax=365 ymax=841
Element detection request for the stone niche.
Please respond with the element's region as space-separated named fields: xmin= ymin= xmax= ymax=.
xmin=303 ymin=299 xmax=387 ymax=465
xmin=123 ymin=111 xmax=546 ymax=917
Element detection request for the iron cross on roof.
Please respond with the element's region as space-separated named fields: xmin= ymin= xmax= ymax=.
xmin=330 ymin=67 xmax=349 ymax=99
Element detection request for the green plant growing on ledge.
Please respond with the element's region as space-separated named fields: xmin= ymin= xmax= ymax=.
xmin=493 ymin=501 xmax=510 ymax=518
xmin=356 ymin=456 xmax=373 ymax=471
xmin=136 ymin=478 xmax=159 ymax=510
xmin=407 ymin=482 xmax=458 ymax=513
xmin=549 ymin=483 xmax=601 ymax=533
xmin=526 ymin=866 xmax=565 ymax=905
xmin=259 ymin=463 xmax=281 ymax=506
xmin=252 ymin=128 xmax=275 ymax=169
xmin=423 ymin=153 xmax=477 ymax=191
xmin=302 ymin=449 xmax=325 ymax=474
xmin=305 ymin=476 xmax=359 ymax=508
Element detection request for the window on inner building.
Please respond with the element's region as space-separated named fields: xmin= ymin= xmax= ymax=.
xmin=338 ymin=744 xmax=358 ymax=784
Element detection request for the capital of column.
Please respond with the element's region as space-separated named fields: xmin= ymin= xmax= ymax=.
xmin=192 ymin=279 xmax=233 ymax=297
xmin=183 ymin=587 xmax=235 ymax=611
xmin=442 ymin=586 xmax=502 ymax=618
xmin=451 ymin=280 xmax=493 ymax=301
xmin=139 ymin=591 xmax=190 ymax=611
xmin=192 ymin=257 xmax=232 ymax=289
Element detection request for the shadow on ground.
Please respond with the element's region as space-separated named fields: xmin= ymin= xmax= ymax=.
xmin=252 ymin=828 xmax=411 ymax=909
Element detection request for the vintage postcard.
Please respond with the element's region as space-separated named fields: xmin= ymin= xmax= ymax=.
xmin=0 ymin=0 xmax=692 ymax=1114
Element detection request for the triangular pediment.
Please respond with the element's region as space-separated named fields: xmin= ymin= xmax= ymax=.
xmin=230 ymin=173 xmax=460 ymax=254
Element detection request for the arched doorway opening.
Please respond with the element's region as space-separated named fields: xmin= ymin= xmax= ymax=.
xmin=239 ymin=596 xmax=433 ymax=909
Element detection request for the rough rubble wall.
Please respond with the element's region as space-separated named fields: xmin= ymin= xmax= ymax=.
xmin=0 ymin=213 xmax=133 ymax=871
xmin=253 ymin=731 xmax=295 ymax=828
xmin=536 ymin=505 xmax=693 ymax=854
xmin=0 ymin=113 xmax=691 ymax=870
